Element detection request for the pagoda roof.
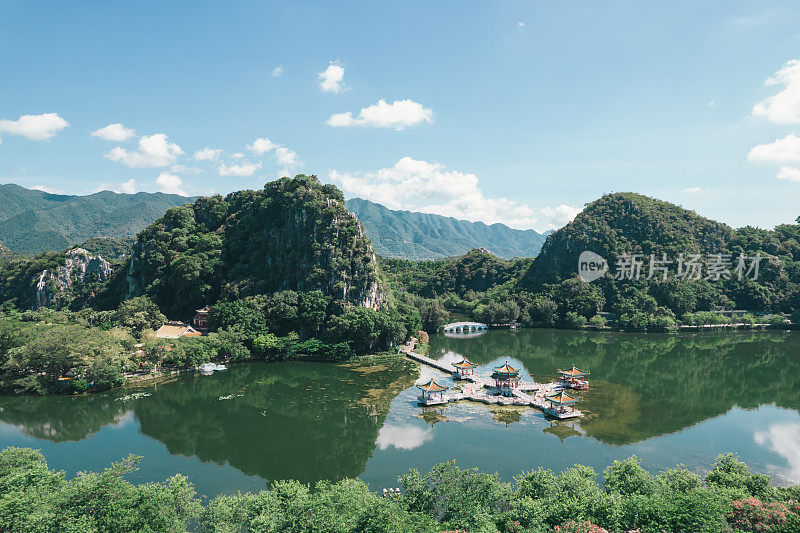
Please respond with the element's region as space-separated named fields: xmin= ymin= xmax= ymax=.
xmin=492 ymin=361 xmax=520 ymax=375
xmin=417 ymin=379 xmax=447 ymax=393
xmin=545 ymin=390 xmax=581 ymax=405
xmin=558 ymin=365 xmax=589 ymax=377
xmin=452 ymin=358 xmax=478 ymax=370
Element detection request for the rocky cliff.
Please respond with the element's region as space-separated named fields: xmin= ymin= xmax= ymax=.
xmin=32 ymin=248 xmax=113 ymax=309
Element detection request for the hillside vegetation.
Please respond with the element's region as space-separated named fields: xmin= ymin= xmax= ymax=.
xmin=347 ymin=197 xmax=548 ymax=260
xmin=0 ymin=184 xmax=193 ymax=254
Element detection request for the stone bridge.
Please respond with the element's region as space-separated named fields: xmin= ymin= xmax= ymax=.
xmin=442 ymin=321 xmax=489 ymax=334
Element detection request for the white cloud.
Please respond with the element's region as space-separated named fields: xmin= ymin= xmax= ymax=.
xmin=777 ymin=166 xmax=800 ymax=182
xmin=329 ymin=157 xmax=572 ymax=230
xmin=31 ymin=185 xmax=67 ymax=195
xmin=193 ymin=147 xmax=222 ymax=161
xmin=275 ymin=147 xmax=298 ymax=167
xmin=707 ymin=100 xmax=717 ymax=108
xmin=0 ymin=113 xmax=68 ymax=142
xmin=747 ymin=134 xmax=800 ymax=163
xmin=231 ymin=152 xmax=244 ymax=159
xmin=248 ymin=137 xmax=276 ymax=155
xmin=271 ymin=66 xmax=284 ymax=77
xmin=91 ymin=123 xmax=135 ymax=142
xmin=155 ymin=172 xmax=187 ymax=195
xmin=753 ymin=59 xmax=800 ymax=124
xmin=517 ymin=21 xmax=526 ymax=27
xmin=684 ymin=186 xmax=701 ymax=193
xmin=375 ymin=424 xmax=433 ymax=451
xmin=119 ymin=179 xmax=139 ymax=193
xmin=318 ymin=62 xmax=346 ymax=93
xmin=539 ymin=205 xmax=582 ymax=229
xmin=217 ymin=161 xmax=262 ymax=176
xmin=327 ymin=99 xmax=433 ymax=130
xmin=105 ymin=133 xmax=183 ymax=168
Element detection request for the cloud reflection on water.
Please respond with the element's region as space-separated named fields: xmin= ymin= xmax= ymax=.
xmin=754 ymin=422 xmax=800 ymax=483
xmin=376 ymin=424 xmax=434 ymax=451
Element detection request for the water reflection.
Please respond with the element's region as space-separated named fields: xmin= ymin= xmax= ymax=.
xmin=2 ymin=329 xmax=800 ymax=494
xmin=376 ymin=424 xmax=434 ymax=450
xmin=754 ymin=422 xmax=800 ymax=483
xmin=427 ymin=329 xmax=800 ymax=445
xmin=0 ymin=358 xmax=417 ymax=484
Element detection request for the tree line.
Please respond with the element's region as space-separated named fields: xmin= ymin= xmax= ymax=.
xmin=2 ymin=446 xmax=798 ymax=532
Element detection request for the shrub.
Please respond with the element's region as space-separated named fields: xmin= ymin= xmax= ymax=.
xmin=553 ymin=520 xmax=608 ymax=533
xmin=727 ymin=497 xmax=794 ymax=532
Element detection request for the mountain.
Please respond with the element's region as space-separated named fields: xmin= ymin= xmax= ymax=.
xmin=0 ymin=184 xmax=193 ymax=254
xmin=518 ymin=192 xmax=800 ymax=324
xmin=524 ymin=192 xmax=734 ymax=283
xmin=126 ymin=176 xmax=385 ymax=318
xmin=345 ymin=197 xmax=548 ymax=260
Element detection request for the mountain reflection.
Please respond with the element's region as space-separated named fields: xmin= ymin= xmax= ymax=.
xmin=0 ymin=358 xmax=416 ymax=484
xmin=428 ymin=329 xmax=800 ymax=445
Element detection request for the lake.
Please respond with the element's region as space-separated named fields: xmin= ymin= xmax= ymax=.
xmin=1 ymin=329 xmax=799 ymax=499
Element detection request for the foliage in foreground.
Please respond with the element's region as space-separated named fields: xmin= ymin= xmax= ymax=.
xmin=2 ymin=448 xmax=800 ymax=532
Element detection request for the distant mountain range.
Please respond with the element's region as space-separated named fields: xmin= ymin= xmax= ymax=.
xmin=345 ymin=197 xmax=549 ymax=260
xmin=0 ymin=184 xmax=194 ymax=254
xmin=0 ymin=184 xmax=550 ymax=260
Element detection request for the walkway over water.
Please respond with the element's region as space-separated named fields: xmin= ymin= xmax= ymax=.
xmin=399 ymin=338 xmax=581 ymax=419
xmin=443 ymin=322 xmax=488 ymax=333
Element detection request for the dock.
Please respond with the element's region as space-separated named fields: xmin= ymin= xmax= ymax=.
xmin=400 ymin=339 xmax=582 ymax=420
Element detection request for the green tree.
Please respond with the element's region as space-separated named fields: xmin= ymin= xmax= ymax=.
xmin=116 ymin=296 xmax=166 ymax=336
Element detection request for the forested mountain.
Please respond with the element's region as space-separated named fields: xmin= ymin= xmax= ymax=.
xmin=517 ymin=193 xmax=800 ymax=328
xmin=125 ymin=176 xmax=386 ymax=318
xmin=523 ymin=192 xmax=734 ymax=283
xmin=390 ymin=193 xmax=800 ymax=331
xmin=345 ymin=197 xmax=549 ymax=260
xmin=0 ymin=184 xmax=193 ymax=254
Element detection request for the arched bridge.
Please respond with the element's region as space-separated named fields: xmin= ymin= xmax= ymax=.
xmin=443 ymin=322 xmax=489 ymax=334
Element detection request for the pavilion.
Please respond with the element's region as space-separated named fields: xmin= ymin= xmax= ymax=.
xmin=491 ymin=361 xmax=521 ymax=394
xmin=417 ymin=379 xmax=448 ymax=405
xmin=544 ymin=390 xmax=582 ymax=418
xmin=557 ymin=365 xmax=590 ymax=390
xmin=452 ymin=358 xmax=478 ymax=379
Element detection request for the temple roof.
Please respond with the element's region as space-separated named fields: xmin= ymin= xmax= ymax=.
xmin=546 ymin=390 xmax=581 ymax=405
xmin=558 ymin=365 xmax=589 ymax=377
xmin=493 ymin=361 xmax=520 ymax=375
xmin=417 ymin=379 xmax=447 ymax=393
xmin=452 ymin=358 xmax=478 ymax=370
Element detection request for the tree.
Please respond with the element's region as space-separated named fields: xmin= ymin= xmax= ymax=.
xmin=419 ymin=300 xmax=448 ymax=332
xmin=603 ymin=456 xmax=655 ymax=497
xmin=298 ymin=290 xmax=330 ymax=336
xmin=211 ymin=299 xmax=266 ymax=335
xmin=116 ymin=296 xmax=166 ymax=336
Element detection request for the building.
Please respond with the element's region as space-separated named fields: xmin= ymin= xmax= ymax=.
xmin=557 ymin=365 xmax=590 ymax=390
xmin=711 ymin=306 xmax=749 ymax=320
xmin=452 ymin=358 xmax=478 ymax=379
xmin=491 ymin=361 xmax=521 ymax=392
xmin=417 ymin=379 xmax=448 ymax=405
xmin=193 ymin=306 xmax=211 ymax=332
xmin=156 ymin=321 xmax=202 ymax=339
xmin=544 ymin=390 xmax=582 ymax=418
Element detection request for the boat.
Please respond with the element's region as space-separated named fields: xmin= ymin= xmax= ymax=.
xmin=198 ymin=362 xmax=227 ymax=373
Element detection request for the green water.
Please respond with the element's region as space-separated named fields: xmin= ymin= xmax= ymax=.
xmin=1 ymin=329 xmax=799 ymax=497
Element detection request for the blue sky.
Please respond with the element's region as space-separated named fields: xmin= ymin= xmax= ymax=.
xmin=1 ymin=1 xmax=800 ymax=231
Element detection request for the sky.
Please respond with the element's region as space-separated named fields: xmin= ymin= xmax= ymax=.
xmin=1 ymin=1 xmax=800 ymax=232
